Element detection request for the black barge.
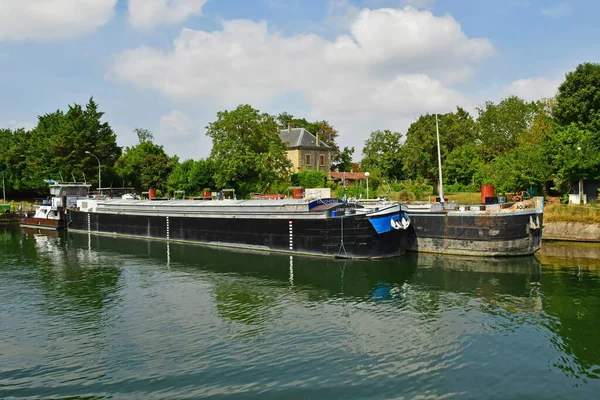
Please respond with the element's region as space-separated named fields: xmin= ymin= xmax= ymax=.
xmin=68 ymin=198 xmax=410 ymax=259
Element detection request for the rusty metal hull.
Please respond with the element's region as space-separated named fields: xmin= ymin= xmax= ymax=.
xmin=405 ymin=198 xmax=543 ymax=256
xmin=20 ymin=217 xmax=66 ymax=230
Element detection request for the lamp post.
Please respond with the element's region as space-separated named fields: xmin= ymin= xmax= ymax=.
xmin=365 ymin=171 xmax=370 ymax=199
xmin=85 ymin=151 xmax=101 ymax=193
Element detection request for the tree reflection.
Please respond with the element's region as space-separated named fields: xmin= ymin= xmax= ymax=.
xmin=541 ymin=262 xmax=600 ymax=380
xmin=17 ymin=228 xmax=121 ymax=320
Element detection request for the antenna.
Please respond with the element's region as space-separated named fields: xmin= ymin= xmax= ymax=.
xmin=72 ymin=172 xmax=76 ymax=182
xmin=59 ymin=172 xmax=64 ymax=182
xmin=82 ymin=172 xmax=87 ymax=183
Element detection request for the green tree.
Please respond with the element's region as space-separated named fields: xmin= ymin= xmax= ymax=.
xmin=135 ymin=128 xmax=154 ymax=143
xmin=477 ymin=97 xmax=541 ymax=161
xmin=402 ymin=108 xmax=478 ymax=183
xmin=361 ymin=130 xmax=404 ymax=180
xmin=444 ymin=143 xmax=483 ymax=186
xmin=551 ymin=125 xmax=600 ymax=183
xmin=554 ymin=62 xmax=600 ymax=136
xmin=476 ymin=99 xmax=554 ymax=192
xmin=335 ymin=146 xmax=354 ymax=172
xmin=17 ymin=98 xmax=121 ymax=192
xmin=114 ymin=130 xmax=177 ymax=193
xmin=208 ymin=105 xmax=292 ymax=197
xmin=167 ymin=158 xmax=216 ymax=195
xmin=291 ymin=171 xmax=327 ymax=188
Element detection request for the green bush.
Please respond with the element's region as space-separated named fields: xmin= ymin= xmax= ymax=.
xmin=291 ymin=171 xmax=327 ymax=188
xmin=444 ymin=181 xmax=479 ymax=193
xmin=334 ymin=185 xmax=379 ymax=199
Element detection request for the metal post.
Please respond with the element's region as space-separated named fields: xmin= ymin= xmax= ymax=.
xmin=577 ymin=146 xmax=583 ymax=205
xmin=2 ymin=171 xmax=5 ymax=203
xmin=436 ymin=114 xmax=444 ymax=203
xmin=365 ymin=171 xmax=370 ymax=199
xmin=85 ymin=151 xmax=101 ymax=193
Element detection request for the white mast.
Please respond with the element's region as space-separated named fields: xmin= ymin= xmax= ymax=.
xmin=436 ymin=114 xmax=444 ymax=203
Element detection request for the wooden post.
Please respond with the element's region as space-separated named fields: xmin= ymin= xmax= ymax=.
xmin=579 ymin=178 xmax=584 ymax=205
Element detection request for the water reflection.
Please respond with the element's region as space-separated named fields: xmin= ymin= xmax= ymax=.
xmin=2 ymin=227 xmax=600 ymax=398
xmin=3 ymin=228 xmax=121 ymax=316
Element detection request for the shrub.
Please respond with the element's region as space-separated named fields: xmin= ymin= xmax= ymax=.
xmin=291 ymin=171 xmax=327 ymax=188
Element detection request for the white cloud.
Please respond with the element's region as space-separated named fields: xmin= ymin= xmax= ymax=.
xmin=110 ymin=7 xmax=493 ymax=154
xmin=158 ymin=110 xmax=212 ymax=159
xmin=541 ymin=3 xmax=572 ymax=18
xmin=159 ymin=110 xmax=194 ymax=138
xmin=0 ymin=0 xmax=116 ymax=41
xmin=326 ymin=0 xmax=361 ymax=30
xmin=128 ymin=0 xmax=207 ymax=29
xmin=505 ymin=77 xmax=561 ymax=101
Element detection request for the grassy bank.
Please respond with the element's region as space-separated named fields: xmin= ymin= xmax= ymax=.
xmin=544 ymin=203 xmax=600 ymax=224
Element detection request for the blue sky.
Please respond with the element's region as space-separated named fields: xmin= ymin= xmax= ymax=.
xmin=0 ymin=0 xmax=597 ymax=160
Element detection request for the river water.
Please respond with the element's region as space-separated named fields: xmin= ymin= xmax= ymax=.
xmin=1 ymin=227 xmax=599 ymax=399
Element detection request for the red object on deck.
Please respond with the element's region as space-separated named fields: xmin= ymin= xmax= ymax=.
xmin=204 ymin=190 xmax=211 ymax=198
xmin=148 ymin=188 xmax=156 ymax=200
xmin=481 ymin=185 xmax=494 ymax=204
xmin=293 ymin=188 xmax=303 ymax=199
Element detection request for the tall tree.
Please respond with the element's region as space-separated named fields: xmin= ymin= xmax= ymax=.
xmin=135 ymin=128 xmax=154 ymax=144
xmin=361 ymin=130 xmax=404 ymax=180
xmin=402 ymin=108 xmax=479 ymax=182
xmin=477 ymin=99 xmax=555 ymax=191
xmin=477 ymin=97 xmax=540 ymax=161
xmin=554 ymin=62 xmax=600 ymax=137
xmin=114 ymin=129 xmax=176 ymax=193
xmin=336 ymin=146 xmax=354 ymax=172
xmin=167 ymin=158 xmax=215 ymax=196
xmin=208 ymin=105 xmax=292 ymax=197
xmin=18 ymin=98 xmax=121 ymax=192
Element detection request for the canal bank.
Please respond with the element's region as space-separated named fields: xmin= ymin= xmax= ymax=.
xmin=543 ymin=221 xmax=600 ymax=242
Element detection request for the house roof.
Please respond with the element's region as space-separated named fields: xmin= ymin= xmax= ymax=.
xmin=330 ymin=172 xmax=367 ymax=180
xmin=280 ymin=128 xmax=332 ymax=150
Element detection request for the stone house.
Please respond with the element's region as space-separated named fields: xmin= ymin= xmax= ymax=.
xmin=280 ymin=124 xmax=332 ymax=175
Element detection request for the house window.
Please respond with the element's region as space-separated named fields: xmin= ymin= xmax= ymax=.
xmin=305 ymin=154 xmax=311 ymax=166
xmin=319 ymin=154 xmax=325 ymax=166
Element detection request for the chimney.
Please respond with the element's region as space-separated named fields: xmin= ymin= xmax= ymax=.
xmin=316 ymin=131 xmax=320 ymax=146
xmin=288 ymin=123 xmax=292 ymax=133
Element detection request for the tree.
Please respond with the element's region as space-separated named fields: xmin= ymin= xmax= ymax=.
xmin=18 ymin=98 xmax=121 ymax=192
xmin=554 ymin=62 xmax=600 ymax=137
xmin=336 ymin=146 xmax=354 ymax=172
xmin=167 ymin=158 xmax=216 ymax=195
xmin=477 ymin=97 xmax=541 ymax=162
xmin=291 ymin=171 xmax=328 ymax=188
xmin=208 ymin=105 xmax=292 ymax=197
xmin=444 ymin=143 xmax=483 ymax=186
xmin=114 ymin=129 xmax=177 ymax=193
xmin=551 ymin=125 xmax=600 ymax=183
xmin=402 ymin=108 xmax=478 ymax=183
xmin=361 ymin=130 xmax=404 ymax=180
xmin=135 ymin=128 xmax=154 ymax=144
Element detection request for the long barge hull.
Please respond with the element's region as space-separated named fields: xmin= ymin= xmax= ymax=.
xmin=405 ymin=199 xmax=544 ymax=256
xmin=67 ymin=209 xmax=407 ymax=259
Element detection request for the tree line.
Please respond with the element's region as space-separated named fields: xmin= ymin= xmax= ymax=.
xmin=1 ymin=63 xmax=599 ymax=200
